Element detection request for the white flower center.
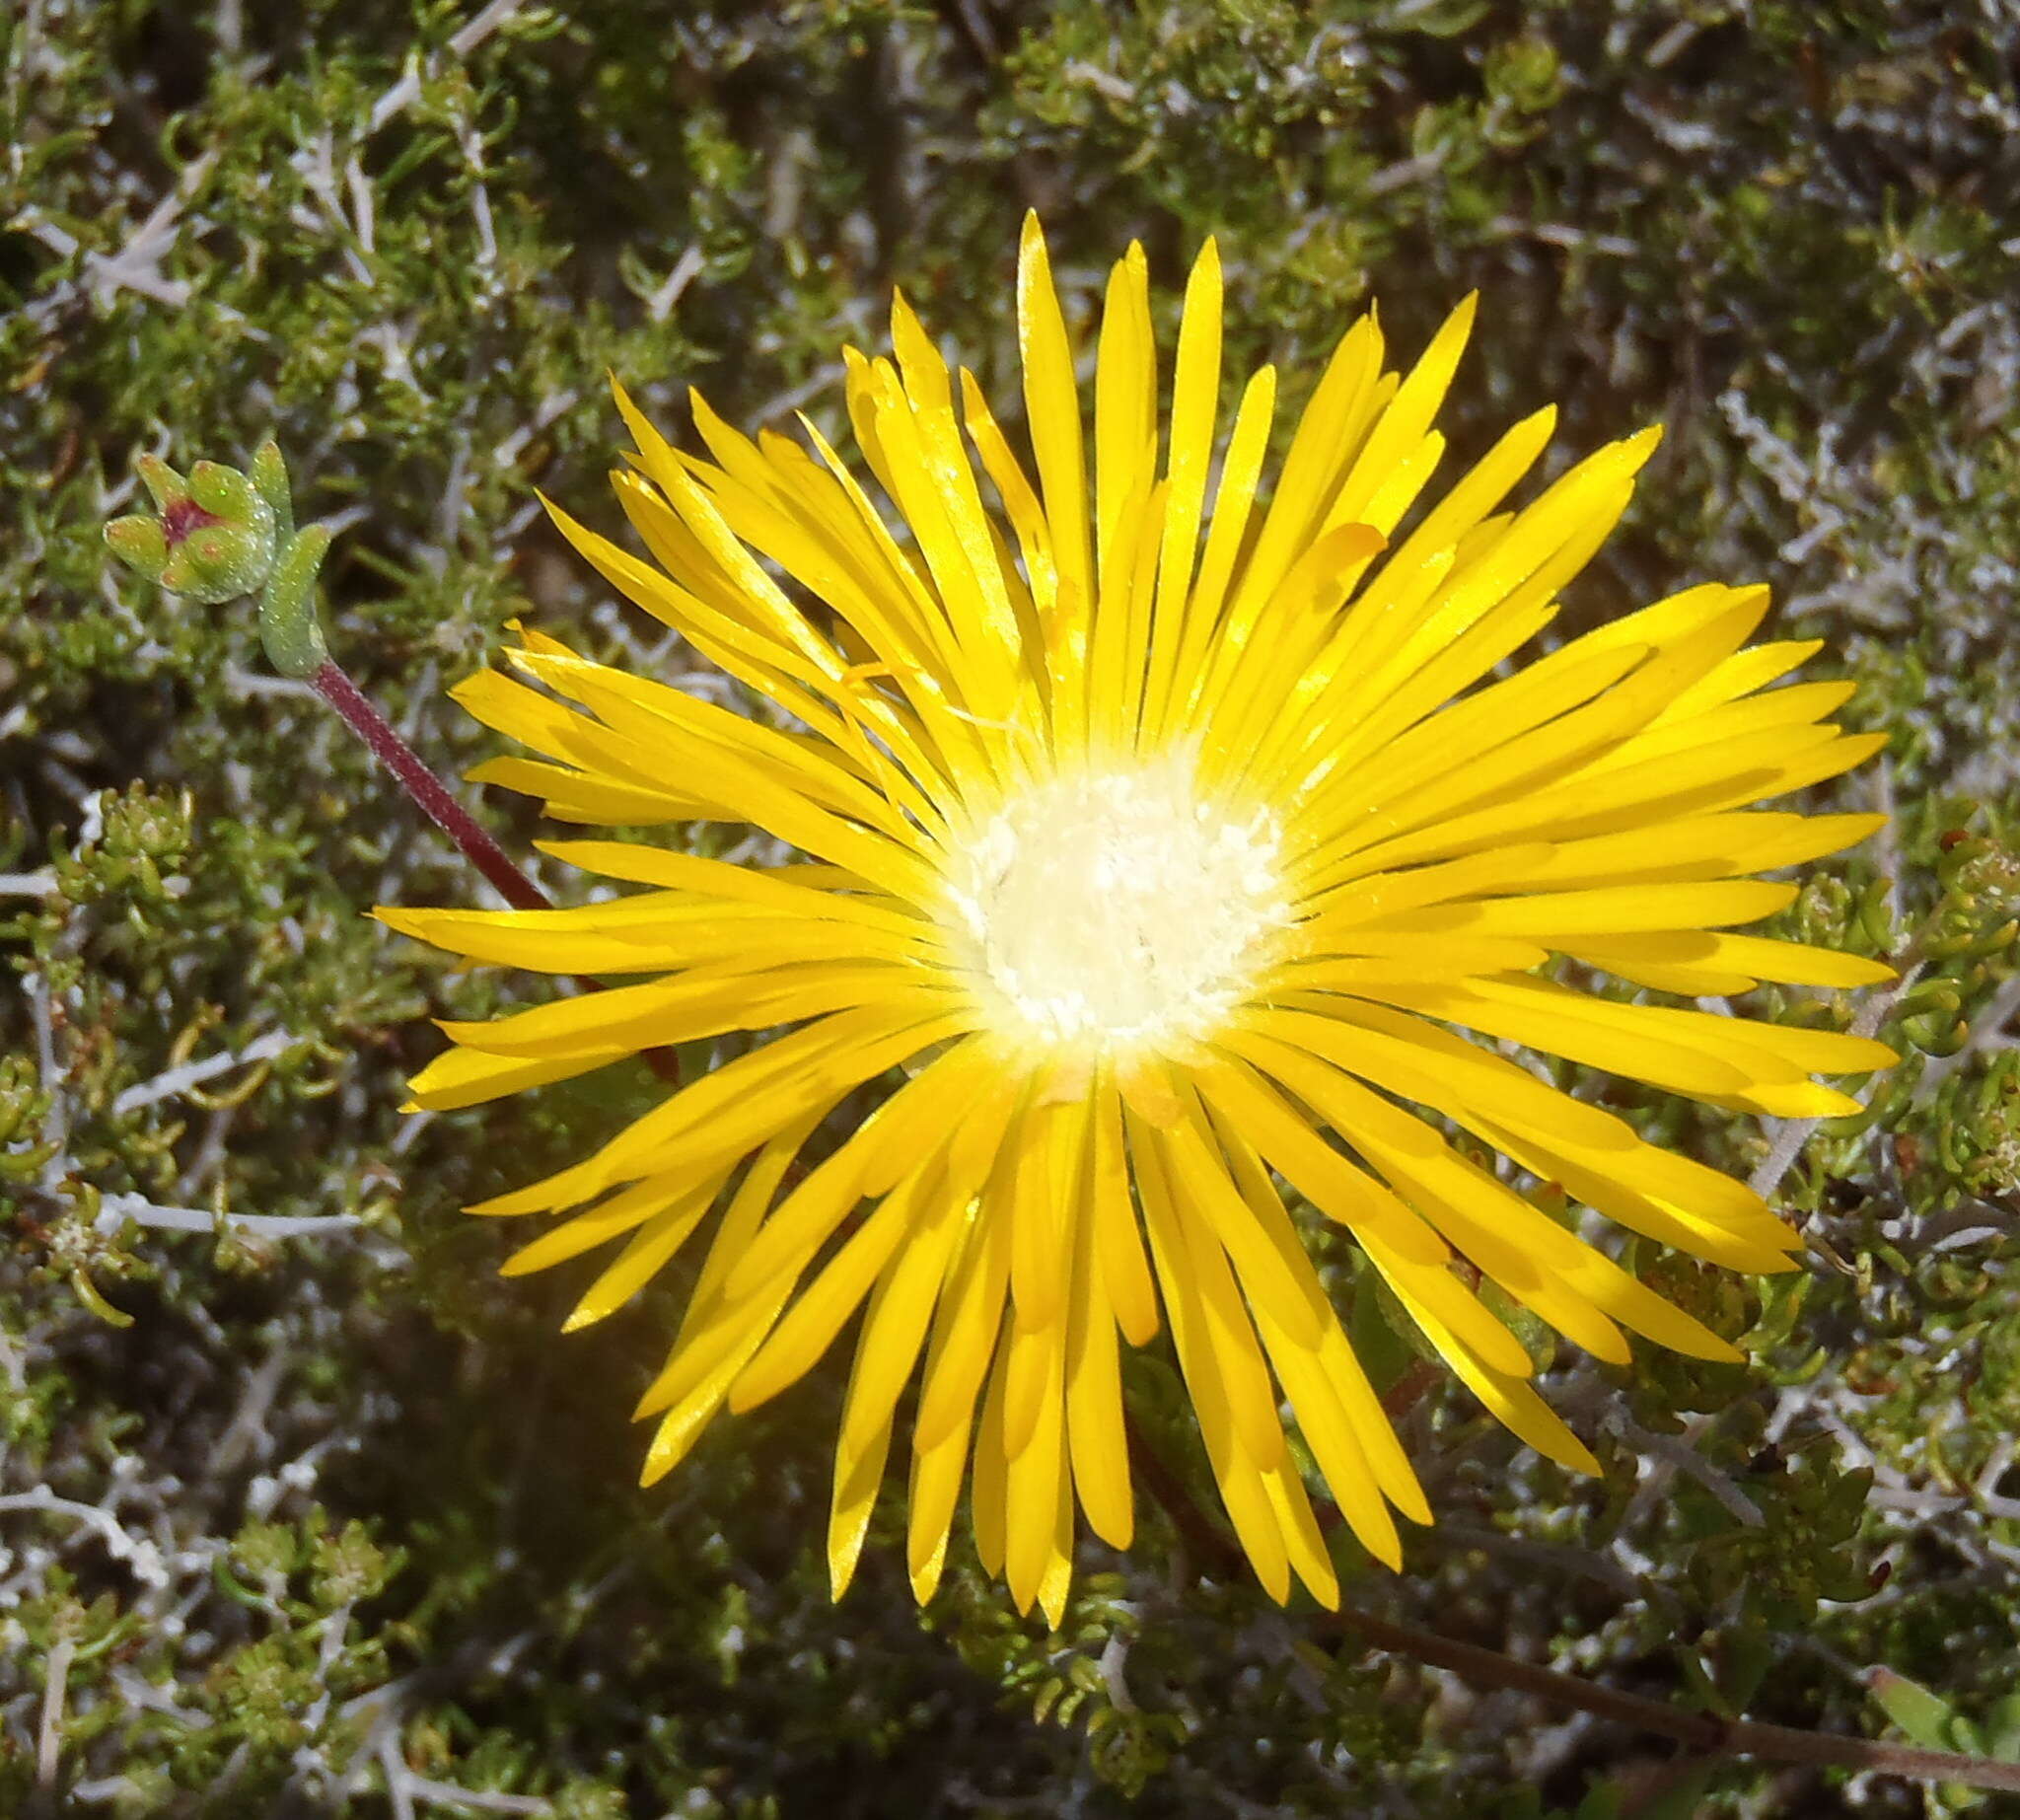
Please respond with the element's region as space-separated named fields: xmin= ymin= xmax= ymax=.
xmin=944 ymin=759 xmax=1288 ymax=1055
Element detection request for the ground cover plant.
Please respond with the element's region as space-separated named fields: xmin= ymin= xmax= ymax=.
xmin=5 ymin=2 xmax=2020 ymax=1815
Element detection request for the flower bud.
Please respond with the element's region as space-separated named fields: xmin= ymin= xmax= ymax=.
xmin=161 ymin=521 xmax=274 ymax=604
xmin=112 ymin=452 xmax=284 ymax=604
xmin=105 ymin=436 xmax=336 ymax=678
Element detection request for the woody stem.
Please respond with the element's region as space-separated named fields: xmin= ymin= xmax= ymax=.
xmin=1124 ymin=1412 xmax=2020 ymax=1796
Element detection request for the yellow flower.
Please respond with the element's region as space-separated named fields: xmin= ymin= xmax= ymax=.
xmin=379 ymin=216 xmax=1894 ymax=1626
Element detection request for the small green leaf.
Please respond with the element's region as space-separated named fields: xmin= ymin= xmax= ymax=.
xmin=1868 ymin=1666 xmax=1961 ymax=1749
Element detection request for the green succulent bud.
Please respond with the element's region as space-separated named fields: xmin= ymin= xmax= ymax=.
xmin=1906 ymin=1013 xmax=1971 ymax=1058
xmin=112 ymin=450 xmax=288 ymax=605
xmin=105 ymin=437 xmax=333 ymax=677
xmin=1856 ymin=877 xmax=1897 ymax=950
xmin=104 ymin=514 xmax=171 ymax=582
xmin=250 ymin=439 xmax=295 ymax=538
xmin=134 ymin=453 xmax=193 ymax=513
xmin=190 ymin=459 xmax=277 ymax=544
xmin=257 ymin=523 xmax=333 ymax=676
xmin=160 ymin=520 xmax=275 ymax=604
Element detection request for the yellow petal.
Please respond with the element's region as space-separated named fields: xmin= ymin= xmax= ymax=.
xmin=561 ymin=1191 xmax=716 ymax=1332
xmin=730 ymin=1170 xmax=927 ymax=1415
xmin=503 ymin=1176 xmax=710 ymax=1280
xmin=1017 ymin=213 xmax=1094 ymax=649
xmin=1088 ymin=1075 xmax=1159 ymax=1346
xmin=1262 ymin=1460 xmax=1340 ymax=1609
xmin=1141 ymin=237 xmax=1224 ymax=742
xmin=1571 ymin=930 xmax=1895 ymax=992
xmin=1064 ymin=1262 xmax=1133 ymax=1548
xmin=403 ymin=1042 xmax=623 ymax=1113
xmin=1094 ymin=242 xmax=1157 ymax=589
xmin=829 ymin=1388 xmax=893 ymax=1601
xmin=1002 ymin=1312 xmax=1067 ymax=1612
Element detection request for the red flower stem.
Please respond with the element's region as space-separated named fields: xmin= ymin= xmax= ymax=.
xmin=310 ymin=657 xmax=679 ymax=1081
xmin=312 ymin=660 xmax=552 ymax=912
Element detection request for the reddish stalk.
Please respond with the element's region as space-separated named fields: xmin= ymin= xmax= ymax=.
xmin=1125 ymin=1413 xmax=2020 ymax=1796
xmin=314 ymin=658 xmax=680 ymax=1082
xmin=313 ymin=660 xmax=550 ymax=913
xmin=1317 ymin=1605 xmax=2020 ymax=1793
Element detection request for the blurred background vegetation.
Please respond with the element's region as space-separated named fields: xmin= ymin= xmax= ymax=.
xmin=5 ymin=0 xmax=2020 ymax=1813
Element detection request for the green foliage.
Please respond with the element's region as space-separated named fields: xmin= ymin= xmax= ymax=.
xmin=6 ymin=0 xmax=2020 ymax=1814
